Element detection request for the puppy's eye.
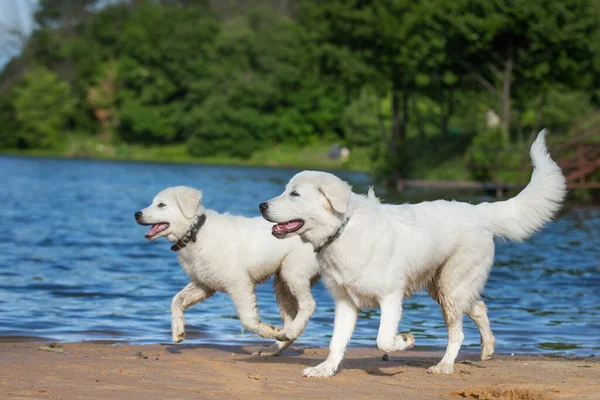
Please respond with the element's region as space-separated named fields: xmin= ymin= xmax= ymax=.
xmin=290 ymin=190 xmax=300 ymax=197
xmin=158 ymin=203 xmax=166 ymax=208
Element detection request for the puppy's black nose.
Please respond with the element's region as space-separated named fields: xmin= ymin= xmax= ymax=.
xmin=134 ymin=211 xmax=142 ymax=220
xmin=259 ymin=202 xmax=268 ymax=214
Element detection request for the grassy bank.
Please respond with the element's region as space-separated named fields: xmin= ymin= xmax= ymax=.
xmin=4 ymin=136 xmax=599 ymax=204
xmin=0 ymin=135 xmax=373 ymax=172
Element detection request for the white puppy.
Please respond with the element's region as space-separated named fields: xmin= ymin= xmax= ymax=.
xmin=136 ymin=186 xmax=319 ymax=355
xmin=260 ymin=131 xmax=566 ymax=376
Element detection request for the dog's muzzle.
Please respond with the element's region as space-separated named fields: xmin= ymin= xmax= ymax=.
xmin=259 ymin=202 xmax=268 ymax=215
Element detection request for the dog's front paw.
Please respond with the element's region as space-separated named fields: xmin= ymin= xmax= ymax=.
xmin=395 ymin=332 xmax=415 ymax=351
xmin=481 ymin=338 xmax=495 ymax=361
xmin=427 ymin=362 xmax=454 ymax=374
xmin=172 ymin=317 xmax=186 ymax=343
xmin=253 ymin=343 xmax=282 ymax=357
xmin=256 ymin=323 xmax=282 ymax=339
xmin=275 ymin=328 xmax=300 ymax=342
xmin=172 ymin=331 xmax=186 ymax=343
xmin=303 ymin=362 xmax=337 ymax=378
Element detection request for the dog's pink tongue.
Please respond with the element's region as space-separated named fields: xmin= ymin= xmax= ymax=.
xmin=272 ymin=221 xmax=302 ymax=234
xmin=146 ymin=223 xmax=167 ymax=237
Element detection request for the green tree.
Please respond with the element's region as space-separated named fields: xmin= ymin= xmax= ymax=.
xmin=298 ymin=0 xmax=454 ymax=182
xmin=10 ymin=66 xmax=75 ymax=149
xmin=186 ymin=8 xmax=347 ymax=158
xmin=341 ymin=87 xmax=382 ymax=147
xmin=1 ymin=2 xmax=133 ymax=136
xmin=0 ymin=94 xmax=21 ymax=148
xmin=447 ymin=0 xmax=598 ymax=140
xmin=0 ymin=0 xmax=598 ymax=188
xmin=115 ymin=2 xmax=219 ymax=143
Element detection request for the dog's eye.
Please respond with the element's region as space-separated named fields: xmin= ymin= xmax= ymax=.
xmin=290 ymin=190 xmax=300 ymax=197
xmin=158 ymin=203 xmax=166 ymax=208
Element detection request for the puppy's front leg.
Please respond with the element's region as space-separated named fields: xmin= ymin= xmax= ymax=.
xmin=171 ymin=282 xmax=214 ymax=343
xmin=303 ymin=295 xmax=358 ymax=378
xmin=229 ymin=283 xmax=281 ymax=339
xmin=376 ymin=293 xmax=415 ymax=353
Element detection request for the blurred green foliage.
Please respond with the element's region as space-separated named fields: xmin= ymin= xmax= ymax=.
xmin=0 ymin=0 xmax=598 ymax=182
xmin=0 ymin=66 xmax=74 ymax=149
xmin=469 ymin=127 xmax=508 ymax=181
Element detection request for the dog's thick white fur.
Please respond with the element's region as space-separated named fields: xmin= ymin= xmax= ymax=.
xmin=136 ymin=186 xmax=319 ymax=355
xmin=261 ymin=131 xmax=566 ymax=377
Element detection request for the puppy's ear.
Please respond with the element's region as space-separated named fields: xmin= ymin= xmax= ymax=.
xmin=175 ymin=187 xmax=203 ymax=219
xmin=317 ymin=174 xmax=351 ymax=214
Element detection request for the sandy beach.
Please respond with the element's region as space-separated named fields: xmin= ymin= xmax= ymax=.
xmin=1 ymin=341 xmax=598 ymax=400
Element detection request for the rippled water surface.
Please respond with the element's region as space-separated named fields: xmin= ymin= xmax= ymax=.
xmin=1 ymin=155 xmax=598 ymax=356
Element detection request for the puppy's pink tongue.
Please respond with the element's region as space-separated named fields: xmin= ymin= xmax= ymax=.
xmin=272 ymin=221 xmax=302 ymax=234
xmin=146 ymin=223 xmax=168 ymax=237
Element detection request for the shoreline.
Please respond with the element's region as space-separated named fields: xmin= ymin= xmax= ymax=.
xmin=2 ymin=342 xmax=598 ymax=399
xmin=0 ymin=147 xmax=368 ymax=173
xmin=3 ymin=151 xmax=599 ymax=207
xmin=1 ymin=336 xmax=595 ymax=359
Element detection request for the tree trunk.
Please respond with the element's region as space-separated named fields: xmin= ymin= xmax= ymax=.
xmin=390 ymin=89 xmax=409 ymax=190
xmin=501 ymin=57 xmax=513 ymax=141
xmin=441 ymin=100 xmax=448 ymax=138
xmin=400 ymin=91 xmax=409 ymax=141
xmin=528 ymin=92 xmax=546 ymax=145
xmin=391 ymin=90 xmax=401 ymax=149
xmin=441 ymin=90 xmax=454 ymax=137
xmin=413 ymin=96 xmax=425 ymax=139
xmin=390 ymin=90 xmax=402 ymax=188
xmin=517 ymin=121 xmax=524 ymax=148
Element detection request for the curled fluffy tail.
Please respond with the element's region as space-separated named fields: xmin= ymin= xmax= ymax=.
xmin=477 ymin=130 xmax=567 ymax=241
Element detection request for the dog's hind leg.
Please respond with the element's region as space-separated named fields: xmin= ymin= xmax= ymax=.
xmin=230 ymin=282 xmax=281 ymax=339
xmin=427 ymin=297 xmax=465 ymax=374
xmin=171 ymin=282 xmax=215 ymax=343
xmin=466 ymin=300 xmax=495 ymax=361
xmin=254 ymin=273 xmax=297 ymax=356
xmin=427 ymin=241 xmax=494 ymax=374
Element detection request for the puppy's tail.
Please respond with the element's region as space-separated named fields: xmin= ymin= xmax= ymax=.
xmin=476 ymin=130 xmax=567 ymax=242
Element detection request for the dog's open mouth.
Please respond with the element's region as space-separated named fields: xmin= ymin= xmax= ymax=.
xmin=144 ymin=223 xmax=170 ymax=239
xmin=272 ymin=220 xmax=304 ymax=236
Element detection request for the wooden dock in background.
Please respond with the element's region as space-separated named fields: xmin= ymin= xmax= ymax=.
xmin=554 ymin=112 xmax=600 ymax=189
xmin=396 ymin=111 xmax=600 ymax=198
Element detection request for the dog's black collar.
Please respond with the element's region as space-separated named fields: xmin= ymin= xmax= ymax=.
xmin=171 ymin=214 xmax=206 ymax=252
xmin=315 ymin=216 xmax=350 ymax=254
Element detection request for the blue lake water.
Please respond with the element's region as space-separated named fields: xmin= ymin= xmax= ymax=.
xmin=0 ymin=155 xmax=598 ymax=356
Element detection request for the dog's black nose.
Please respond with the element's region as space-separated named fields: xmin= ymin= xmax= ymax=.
xmin=259 ymin=202 xmax=268 ymax=214
xmin=134 ymin=211 xmax=142 ymax=220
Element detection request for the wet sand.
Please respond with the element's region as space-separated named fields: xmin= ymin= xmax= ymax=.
xmin=1 ymin=342 xmax=598 ymax=399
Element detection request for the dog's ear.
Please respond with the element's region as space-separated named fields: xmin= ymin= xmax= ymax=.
xmin=317 ymin=174 xmax=352 ymax=214
xmin=367 ymin=186 xmax=376 ymax=199
xmin=175 ymin=187 xmax=203 ymax=219
xmin=367 ymin=186 xmax=380 ymax=203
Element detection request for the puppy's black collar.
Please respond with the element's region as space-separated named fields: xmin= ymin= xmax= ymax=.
xmin=171 ymin=214 xmax=206 ymax=252
xmin=315 ymin=216 xmax=350 ymax=254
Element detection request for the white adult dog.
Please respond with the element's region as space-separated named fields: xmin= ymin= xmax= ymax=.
xmin=135 ymin=186 xmax=319 ymax=356
xmin=260 ymin=131 xmax=566 ymax=377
